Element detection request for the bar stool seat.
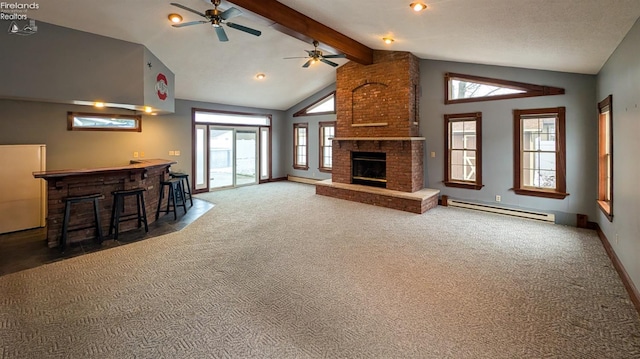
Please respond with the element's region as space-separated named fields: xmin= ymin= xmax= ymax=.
xmin=60 ymin=193 xmax=103 ymax=252
xmin=156 ymin=178 xmax=188 ymax=220
xmin=170 ymin=172 xmax=193 ymax=207
xmin=109 ymin=188 xmax=149 ymax=240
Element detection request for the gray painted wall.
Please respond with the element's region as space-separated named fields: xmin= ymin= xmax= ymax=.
xmin=596 ymin=18 xmax=640 ymax=290
xmin=0 ymin=98 xmax=286 ymax=180
xmin=420 ymin=60 xmax=598 ymax=225
xmin=172 ymin=99 xmax=287 ymax=180
xmin=285 ymin=83 xmax=336 ymax=180
xmin=0 ymin=21 xmax=174 ymax=113
xmin=286 ymin=60 xmax=598 ymax=225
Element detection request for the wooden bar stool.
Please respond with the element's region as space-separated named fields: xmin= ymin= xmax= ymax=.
xmin=109 ymin=188 xmax=149 ymax=240
xmin=60 ymin=193 xmax=103 ymax=252
xmin=170 ymin=172 xmax=193 ymax=207
xmin=155 ymin=178 xmax=188 ymax=220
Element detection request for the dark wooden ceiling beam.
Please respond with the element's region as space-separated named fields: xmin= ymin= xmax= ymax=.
xmin=228 ymin=0 xmax=373 ymax=65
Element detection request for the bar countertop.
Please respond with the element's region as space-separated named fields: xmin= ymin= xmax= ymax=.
xmin=33 ymin=159 xmax=177 ymax=179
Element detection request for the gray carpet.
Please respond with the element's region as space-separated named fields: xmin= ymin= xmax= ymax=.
xmin=1 ymin=181 xmax=639 ymax=358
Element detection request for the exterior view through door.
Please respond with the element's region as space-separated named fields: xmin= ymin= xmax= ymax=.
xmin=193 ymin=110 xmax=271 ymax=192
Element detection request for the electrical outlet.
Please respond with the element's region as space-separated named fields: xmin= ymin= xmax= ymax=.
xmin=140 ymin=151 xmax=145 ymax=158
xmin=133 ymin=151 xmax=139 ymax=158
xmin=169 ymin=151 xmax=175 ymax=156
xmin=495 ymin=195 xmax=501 ymax=202
xmin=175 ymin=150 xmax=181 ymax=156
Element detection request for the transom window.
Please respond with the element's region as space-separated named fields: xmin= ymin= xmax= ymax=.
xmin=293 ymin=123 xmax=309 ymax=170
xmin=444 ymin=112 xmax=482 ymax=190
xmin=67 ymin=112 xmax=141 ymax=132
xmin=513 ymin=107 xmax=568 ymax=199
xmin=319 ymin=121 xmax=335 ymax=172
xmin=293 ymin=92 xmax=336 ymax=117
xmin=597 ymin=95 xmax=613 ymax=221
xmin=445 ymin=73 xmax=565 ymax=105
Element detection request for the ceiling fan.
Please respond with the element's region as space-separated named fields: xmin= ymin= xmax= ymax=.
xmin=284 ymin=40 xmax=346 ymax=68
xmin=170 ymin=0 xmax=261 ymax=42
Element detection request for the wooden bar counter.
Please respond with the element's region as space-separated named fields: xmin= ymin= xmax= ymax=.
xmin=33 ymin=159 xmax=176 ymax=248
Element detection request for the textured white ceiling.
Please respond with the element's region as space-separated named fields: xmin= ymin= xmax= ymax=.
xmin=27 ymin=0 xmax=640 ymax=110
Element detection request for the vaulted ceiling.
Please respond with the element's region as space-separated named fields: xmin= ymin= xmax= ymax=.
xmin=29 ymin=0 xmax=640 ymax=110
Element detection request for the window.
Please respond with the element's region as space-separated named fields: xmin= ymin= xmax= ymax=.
xmin=194 ymin=110 xmax=270 ymax=126
xmin=444 ymin=112 xmax=482 ymax=189
xmin=445 ymin=73 xmax=565 ymax=105
xmin=513 ymin=107 xmax=568 ymax=199
xmin=67 ymin=112 xmax=141 ymax=132
xmin=597 ymin=95 xmax=613 ymax=221
xmin=293 ymin=123 xmax=309 ymax=170
xmin=319 ymin=121 xmax=335 ymax=172
xmin=293 ymin=92 xmax=336 ymax=117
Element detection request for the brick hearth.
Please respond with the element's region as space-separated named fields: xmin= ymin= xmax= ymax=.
xmin=315 ymin=50 xmax=439 ymax=213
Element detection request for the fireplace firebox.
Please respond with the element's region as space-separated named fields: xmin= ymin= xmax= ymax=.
xmin=352 ymin=152 xmax=386 ymax=188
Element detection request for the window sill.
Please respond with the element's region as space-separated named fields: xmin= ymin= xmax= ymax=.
xmin=597 ymin=200 xmax=613 ymax=222
xmin=319 ymin=168 xmax=332 ymax=173
xmin=443 ymin=181 xmax=483 ymax=190
xmin=513 ymin=188 xmax=569 ymax=199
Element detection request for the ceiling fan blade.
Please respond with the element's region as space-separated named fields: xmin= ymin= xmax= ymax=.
xmin=215 ymin=26 xmax=229 ymax=42
xmin=323 ymin=54 xmax=346 ymax=59
xmin=302 ymin=59 xmax=313 ymax=68
xmin=170 ymin=3 xmax=207 ymax=18
xmin=220 ymin=7 xmax=242 ymax=20
xmin=320 ymin=58 xmax=339 ymax=67
xmin=226 ymin=22 xmax=261 ymax=37
xmin=283 ymin=56 xmax=308 ymax=59
xmin=172 ymin=20 xmax=208 ymax=28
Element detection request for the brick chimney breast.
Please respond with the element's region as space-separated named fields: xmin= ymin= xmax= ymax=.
xmin=336 ymin=50 xmax=420 ymax=138
xmin=333 ymin=50 xmax=424 ymax=193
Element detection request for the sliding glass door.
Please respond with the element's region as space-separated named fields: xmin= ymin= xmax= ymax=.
xmin=235 ymin=129 xmax=258 ymax=186
xmin=193 ymin=110 xmax=271 ymax=192
xmin=208 ymin=127 xmax=258 ymax=190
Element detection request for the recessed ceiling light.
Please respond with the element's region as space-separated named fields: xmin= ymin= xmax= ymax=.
xmin=168 ymin=13 xmax=183 ymax=23
xmin=144 ymin=106 xmax=153 ymax=113
xmin=94 ymin=102 xmax=105 ymax=108
xmin=256 ymin=73 xmax=266 ymax=80
xmin=410 ymin=2 xmax=427 ymax=11
xmin=382 ymin=37 xmax=394 ymax=44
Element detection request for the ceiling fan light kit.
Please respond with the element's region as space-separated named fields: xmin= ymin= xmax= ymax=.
xmin=283 ymin=40 xmax=346 ymax=68
xmin=169 ymin=1 xmax=261 ymax=42
xmin=410 ymin=2 xmax=427 ymax=12
xmin=168 ymin=13 xmax=183 ymax=23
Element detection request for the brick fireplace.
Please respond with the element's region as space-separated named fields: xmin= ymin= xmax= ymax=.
xmin=315 ymin=51 xmax=439 ymax=213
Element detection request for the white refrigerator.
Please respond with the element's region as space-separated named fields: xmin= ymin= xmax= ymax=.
xmin=0 ymin=144 xmax=47 ymax=234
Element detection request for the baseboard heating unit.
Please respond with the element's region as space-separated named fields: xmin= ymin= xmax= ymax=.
xmin=446 ymin=199 xmax=555 ymax=223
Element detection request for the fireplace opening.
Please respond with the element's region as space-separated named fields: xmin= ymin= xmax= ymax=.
xmin=352 ymin=152 xmax=386 ymax=188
